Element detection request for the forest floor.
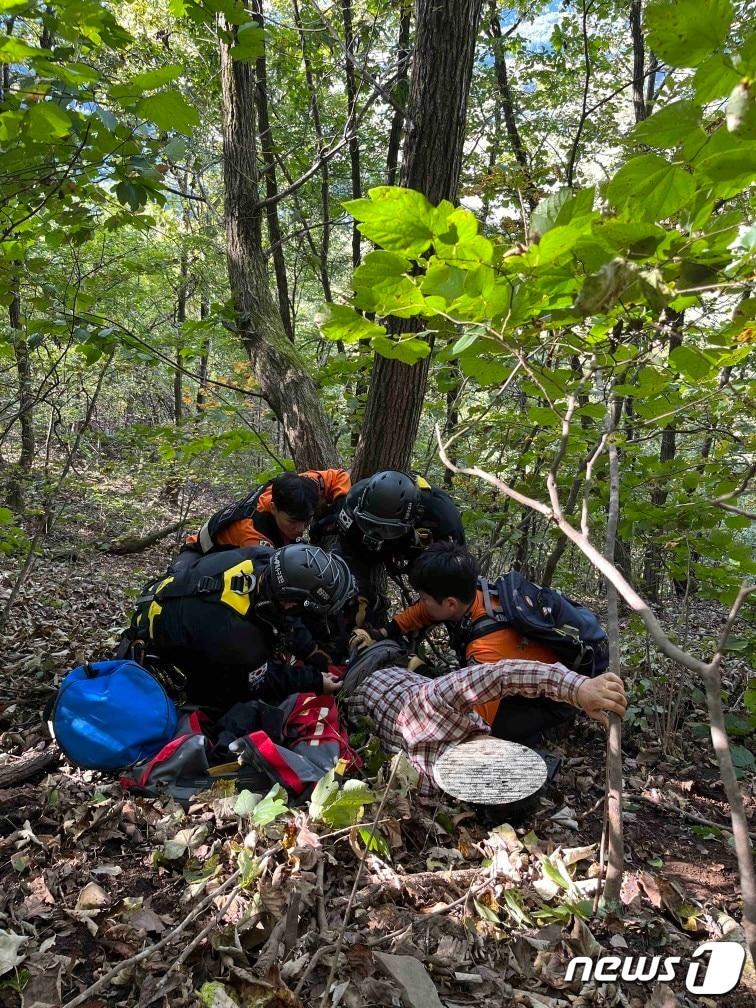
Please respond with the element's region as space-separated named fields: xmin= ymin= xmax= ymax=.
xmin=0 ymin=478 xmax=754 ymax=1008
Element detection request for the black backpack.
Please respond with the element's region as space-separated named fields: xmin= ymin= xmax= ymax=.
xmin=461 ymin=571 xmax=609 ymax=677
xmin=196 ymin=482 xmax=271 ymax=553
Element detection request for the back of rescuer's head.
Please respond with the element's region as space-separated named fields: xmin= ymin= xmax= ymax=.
xmin=409 ymin=542 xmax=478 ymax=605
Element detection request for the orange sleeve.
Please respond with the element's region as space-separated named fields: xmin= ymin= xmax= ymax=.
xmin=215 ymin=518 xmax=273 ymax=549
xmin=393 ymin=600 xmax=435 ymax=635
xmin=470 ymin=626 xmax=559 ymax=725
xmin=256 ymin=485 xmax=273 ymax=513
xmin=305 ymin=468 xmax=351 ymax=503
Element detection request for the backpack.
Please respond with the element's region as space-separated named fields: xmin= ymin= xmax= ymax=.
xmin=121 ymin=689 xmax=361 ymax=802
xmin=196 ymin=482 xmax=271 ymax=553
xmin=461 ymin=572 xmax=609 ymax=677
xmin=51 ymin=660 xmax=179 ymax=770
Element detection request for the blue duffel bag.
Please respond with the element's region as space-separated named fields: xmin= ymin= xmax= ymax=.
xmin=51 ymin=660 xmax=179 ymax=770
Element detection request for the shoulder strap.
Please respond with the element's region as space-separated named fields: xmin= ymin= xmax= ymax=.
xmin=198 ymin=480 xmax=272 ymax=553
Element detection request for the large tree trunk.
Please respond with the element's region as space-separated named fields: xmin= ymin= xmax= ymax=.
xmin=384 ymin=1 xmax=412 ymax=187
xmin=174 ymin=246 xmax=187 ymax=425
xmin=218 ymin=24 xmax=339 ymax=469
xmin=253 ymin=0 xmax=294 ymax=342
xmin=351 ymin=0 xmax=483 ymax=480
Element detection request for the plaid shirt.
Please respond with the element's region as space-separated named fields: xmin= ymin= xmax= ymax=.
xmin=346 ymin=658 xmax=586 ymax=796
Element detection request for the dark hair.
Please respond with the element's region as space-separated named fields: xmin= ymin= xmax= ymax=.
xmin=409 ymin=542 xmax=478 ymax=604
xmin=271 ymin=473 xmax=319 ymax=521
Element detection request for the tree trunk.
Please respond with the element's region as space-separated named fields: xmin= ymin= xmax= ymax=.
xmin=196 ymin=293 xmax=210 ymax=412
xmin=253 ymin=0 xmax=294 ymax=341
xmin=630 ymin=0 xmax=650 ymax=123
xmin=174 ymin=247 xmax=187 ymax=425
xmin=341 ymin=0 xmax=362 ymax=270
xmin=218 ymin=23 xmax=340 ymax=469
xmin=385 ymin=1 xmax=412 ymax=186
xmin=486 ymin=0 xmax=537 ymax=211
xmin=7 ymin=273 xmax=34 ymax=512
xmin=351 ymin=0 xmax=483 ymax=480
xmin=642 ymin=310 xmax=683 ymax=601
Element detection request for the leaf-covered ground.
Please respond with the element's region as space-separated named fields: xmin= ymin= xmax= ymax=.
xmin=0 ymin=488 xmax=754 ymax=1008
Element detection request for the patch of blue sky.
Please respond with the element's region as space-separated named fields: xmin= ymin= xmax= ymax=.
xmin=499 ymin=1 xmax=564 ymax=51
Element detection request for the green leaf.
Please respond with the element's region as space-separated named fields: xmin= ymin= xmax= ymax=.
xmin=129 ymin=65 xmax=184 ymax=91
xmin=0 ymin=37 xmax=46 ymax=61
xmin=631 ymin=101 xmax=701 ymax=149
xmin=230 ymin=22 xmax=265 ymax=62
xmin=233 ymin=789 xmax=261 ymax=816
xmin=250 ymin=784 xmax=288 ymax=826
xmin=351 ymin=250 xmax=426 ymax=316
xmin=696 ymin=144 xmax=756 ymax=197
xmin=530 ymin=187 xmax=594 ymax=236
xmin=421 ymin=261 xmax=467 ymax=304
xmin=345 ymin=186 xmax=435 ymax=257
xmin=136 ymin=90 xmax=199 ymax=135
xmin=358 ymin=827 xmax=392 ymax=860
xmin=694 ymin=53 xmax=742 ymax=103
xmin=371 ymin=334 xmax=431 ymax=365
xmin=26 ymin=102 xmax=72 ymax=140
xmin=669 ymin=345 xmax=716 ymax=380
xmin=606 ymin=154 xmax=696 ymax=220
xmin=460 ymin=355 xmax=511 ymax=387
xmin=309 ymin=770 xmax=375 ymax=828
xmin=730 ymin=744 xmax=755 ymax=770
xmin=316 ymin=303 xmax=386 ymax=344
xmin=646 ymin=0 xmax=733 ymax=68
xmin=473 ymin=898 xmax=500 ymax=923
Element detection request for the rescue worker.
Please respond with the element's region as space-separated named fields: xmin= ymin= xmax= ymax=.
xmin=182 ymin=469 xmax=351 ymax=557
xmin=368 ymin=543 xmax=601 ymax=748
xmin=127 ymin=543 xmax=356 ymax=710
xmin=325 ymin=470 xmax=464 ymax=628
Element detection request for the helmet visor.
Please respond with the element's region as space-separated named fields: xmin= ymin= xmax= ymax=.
xmin=353 ymin=510 xmax=411 ymax=541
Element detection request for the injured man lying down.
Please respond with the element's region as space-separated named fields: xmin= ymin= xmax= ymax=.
xmin=336 ymin=640 xmax=626 ymax=799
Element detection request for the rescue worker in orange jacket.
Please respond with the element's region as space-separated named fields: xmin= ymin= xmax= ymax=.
xmin=182 ymin=469 xmax=351 ymax=556
xmin=370 ymin=542 xmax=576 ymax=748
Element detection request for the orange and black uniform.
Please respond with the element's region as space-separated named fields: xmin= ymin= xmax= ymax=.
xmin=216 ymin=469 xmax=351 ymax=549
xmin=186 ymin=469 xmax=351 ymax=552
xmin=390 ymin=591 xmax=572 ymax=746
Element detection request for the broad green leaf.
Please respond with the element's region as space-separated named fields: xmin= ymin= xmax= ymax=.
xmin=606 ymin=154 xmax=696 ymax=220
xmin=26 ymin=102 xmax=72 ymax=140
xmin=669 ymin=345 xmax=716 ymax=380
xmin=351 ymin=250 xmax=426 ymax=316
xmin=696 ymin=144 xmax=756 ymax=197
xmin=316 ymin=302 xmax=386 ymax=343
xmin=694 ymin=53 xmax=741 ymax=103
xmin=646 ymin=0 xmax=733 ymax=68
xmin=358 ymin=827 xmax=392 ymax=860
xmin=345 ymin=186 xmax=435 ymax=257
xmin=129 ymin=65 xmax=184 ymax=91
xmin=136 ymin=90 xmax=199 ymax=134
xmin=730 ymin=744 xmax=755 ymax=770
xmin=531 ymin=223 xmax=584 ymax=264
xmin=0 ymin=37 xmax=46 ymax=61
xmin=460 ymin=355 xmax=511 ymax=387
xmin=593 ymin=219 xmax=666 ymax=256
xmin=371 ymin=334 xmax=431 ymax=364
xmin=630 ymin=101 xmax=701 ymax=149
xmin=230 ymin=22 xmax=265 ymax=62
xmin=434 ymin=207 xmax=494 ymax=265
xmin=309 ymin=770 xmax=375 ymax=828
xmin=421 ymin=261 xmax=467 ymax=304
xmin=251 ymin=784 xmax=288 ymax=826
xmin=233 ymin=789 xmax=261 ymax=816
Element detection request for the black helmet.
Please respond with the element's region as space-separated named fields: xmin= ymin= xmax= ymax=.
xmin=352 ymin=471 xmax=420 ymax=548
xmin=263 ymin=544 xmax=356 ymax=616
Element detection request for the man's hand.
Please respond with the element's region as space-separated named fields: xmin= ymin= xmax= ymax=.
xmin=322 ymin=673 xmax=342 ymax=694
xmin=576 ymin=672 xmax=627 ymax=727
xmin=354 ymin=596 xmax=369 ymax=628
xmin=349 ymin=628 xmax=373 ymax=652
